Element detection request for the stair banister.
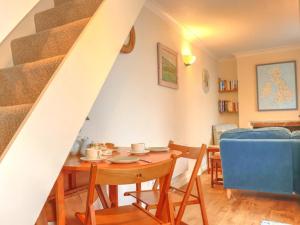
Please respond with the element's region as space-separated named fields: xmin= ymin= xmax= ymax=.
xmin=0 ymin=0 xmax=145 ymax=224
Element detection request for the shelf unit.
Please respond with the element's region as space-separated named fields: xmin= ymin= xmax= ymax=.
xmin=218 ymin=89 xmax=238 ymax=93
xmin=218 ymin=78 xmax=239 ymax=113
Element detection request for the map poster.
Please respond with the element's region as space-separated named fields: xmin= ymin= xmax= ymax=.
xmin=157 ymin=43 xmax=178 ymax=89
xmin=256 ymin=61 xmax=297 ymax=111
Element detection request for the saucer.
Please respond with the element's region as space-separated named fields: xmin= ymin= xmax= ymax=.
xmin=147 ymin=147 xmax=169 ymax=152
xmin=80 ymin=156 xmax=105 ymax=162
xmin=108 ymin=156 xmax=140 ymax=164
xmin=128 ymin=150 xmax=150 ymax=155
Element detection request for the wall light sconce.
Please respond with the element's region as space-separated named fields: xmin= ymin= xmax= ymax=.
xmin=183 ymin=54 xmax=196 ymax=66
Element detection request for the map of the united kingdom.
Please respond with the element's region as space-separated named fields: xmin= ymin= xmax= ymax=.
xmin=257 ymin=62 xmax=297 ymax=110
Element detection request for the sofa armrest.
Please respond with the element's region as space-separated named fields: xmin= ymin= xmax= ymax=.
xmin=292 ymin=140 xmax=300 ymax=194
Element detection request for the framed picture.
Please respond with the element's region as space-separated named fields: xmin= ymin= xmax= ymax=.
xmin=256 ymin=61 xmax=298 ymax=111
xmin=157 ymin=43 xmax=178 ymax=89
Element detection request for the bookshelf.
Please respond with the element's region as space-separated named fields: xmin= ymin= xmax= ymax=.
xmin=219 ymin=89 xmax=238 ymax=93
xmin=218 ymin=100 xmax=239 ymax=113
xmin=218 ymin=78 xmax=238 ymax=92
xmin=218 ymin=78 xmax=239 ymax=113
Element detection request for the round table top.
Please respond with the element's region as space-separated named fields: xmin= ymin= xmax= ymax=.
xmin=63 ymin=148 xmax=182 ymax=171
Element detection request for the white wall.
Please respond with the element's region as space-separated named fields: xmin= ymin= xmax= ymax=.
xmin=0 ymin=0 xmax=53 ymax=68
xmin=237 ymin=48 xmax=300 ymax=127
xmin=80 ymin=7 xmax=219 ymax=174
xmin=0 ymin=0 xmax=39 ymax=44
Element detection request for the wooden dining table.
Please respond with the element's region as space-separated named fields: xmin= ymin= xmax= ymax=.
xmin=54 ymin=148 xmax=182 ymax=225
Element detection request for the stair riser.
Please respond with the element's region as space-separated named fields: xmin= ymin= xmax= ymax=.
xmin=54 ymin=0 xmax=73 ymax=6
xmin=35 ymin=0 xmax=102 ymax=32
xmin=54 ymin=0 xmax=100 ymax=7
xmin=0 ymin=56 xmax=63 ymax=106
xmin=11 ymin=19 xmax=88 ymax=65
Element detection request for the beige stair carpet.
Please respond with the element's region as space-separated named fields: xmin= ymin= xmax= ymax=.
xmin=0 ymin=55 xmax=64 ymax=106
xmin=54 ymin=0 xmax=75 ymax=6
xmin=35 ymin=0 xmax=102 ymax=32
xmin=11 ymin=18 xmax=89 ymax=65
xmin=53 ymin=0 xmax=92 ymax=7
xmin=0 ymin=104 xmax=32 ymax=156
xmin=0 ymin=0 xmax=102 ymax=158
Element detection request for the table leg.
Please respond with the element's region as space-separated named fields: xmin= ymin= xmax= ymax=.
xmin=157 ymin=177 xmax=169 ymax=223
xmin=215 ymin=161 xmax=218 ymax=182
xmin=95 ymin=185 xmax=110 ymax=208
xmin=55 ymin=171 xmax=66 ymax=225
xmin=109 ymin=185 xmax=118 ymax=208
xmin=35 ymin=204 xmax=48 ymax=225
xmin=211 ymin=158 xmax=214 ymax=188
xmin=68 ymin=172 xmax=77 ymax=189
xmin=207 ymin=150 xmax=210 ymax=174
xmin=136 ymin=183 xmax=142 ymax=205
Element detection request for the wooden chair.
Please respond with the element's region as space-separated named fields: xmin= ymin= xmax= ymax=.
xmin=35 ymin=143 xmax=118 ymax=224
xmin=75 ymin=154 xmax=178 ymax=225
xmin=125 ymin=141 xmax=209 ymax=225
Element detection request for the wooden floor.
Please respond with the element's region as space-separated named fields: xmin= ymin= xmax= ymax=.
xmin=64 ymin=173 xmax=300 ymax=225
xmin=183 ymin=173 xmax=300 ymax=225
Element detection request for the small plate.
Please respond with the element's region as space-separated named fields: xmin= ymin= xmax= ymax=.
xmin=128 ymin=150 xmax=150 ymax=155
xmin=80 ymin=156 xmax=105 ymax=162
xmin=147 ymin=147 xmax=169 ymax=152
xmin=108 ymin=156 xmax=140 ymax=164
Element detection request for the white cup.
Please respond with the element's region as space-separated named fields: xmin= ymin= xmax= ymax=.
xmin=86 ymin=148 xmax=99 ymax=159
xmin=131 ymin=143 xmax=145 ymax=152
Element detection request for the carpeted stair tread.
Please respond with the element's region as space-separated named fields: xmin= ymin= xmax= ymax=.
xmin=54 ymin=0 xmax=98 ymax=7
xmin=11 ymin=18 xmax=89 ymax=65
xmin=0 ymin=55 xmax=64 ymax=106
xmin=0 ymin=0 xmax=104 ymax=159
xmin=35 ymin=0 xmax=102 ymax=32
xmin=0 ymin=104 xmax=32 ymax=156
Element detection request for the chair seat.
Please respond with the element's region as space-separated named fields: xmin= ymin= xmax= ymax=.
xmin=76 ymin=205 xmax=166 ymax=225
xmin=125 ymin=188 xmax=199 ymax=209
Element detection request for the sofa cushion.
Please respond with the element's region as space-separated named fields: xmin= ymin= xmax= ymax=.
xmin=220 ymin=127 xmax=291 ymax=139
xmin=291 ymin=130 xmax=300 ymax=139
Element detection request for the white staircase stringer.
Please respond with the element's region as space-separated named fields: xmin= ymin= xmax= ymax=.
xmin=0 ymin=0 xmax=145 ymax=224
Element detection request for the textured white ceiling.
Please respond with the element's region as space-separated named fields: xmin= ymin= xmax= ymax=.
xmin=151 ymin=0 xmax=300 ymax=59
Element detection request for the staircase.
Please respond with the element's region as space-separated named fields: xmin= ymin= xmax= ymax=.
xmin=0 ymin=0 xmax=145 ymax=224
xmin=0 ymin=0 xmax=102 ymax=158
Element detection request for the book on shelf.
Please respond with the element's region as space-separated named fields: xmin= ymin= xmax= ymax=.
xmin=218 ymin=78 xmax=238 ymax=92
xmin=218 ymin=100 xmax=239 ymax=113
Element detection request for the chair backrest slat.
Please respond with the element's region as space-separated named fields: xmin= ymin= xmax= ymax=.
xmin=168 ymin=140 xmax=201 ymax=159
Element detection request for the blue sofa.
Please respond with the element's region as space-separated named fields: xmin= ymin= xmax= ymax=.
xmin=220 ymin=127 xmax=300 ymax=195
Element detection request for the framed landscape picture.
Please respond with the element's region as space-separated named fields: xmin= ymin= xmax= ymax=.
xmin=157 ymin=43 xmax=178 ymax=89
xmin=256 ymin=61 xmax=298 ymax=111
